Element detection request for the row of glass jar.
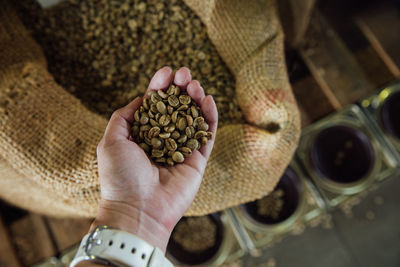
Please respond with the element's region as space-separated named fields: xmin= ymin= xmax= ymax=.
xmin=165 ymin=80 xmax=400 ymax=267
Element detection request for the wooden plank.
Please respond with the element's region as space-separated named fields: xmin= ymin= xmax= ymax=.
xmin=299 ymin=10 xmax=375 ymax=108
xmin=9 ymin=214 xmax=56 ymax=266
xmin=356 ymin=2 xmax=400 ymax=78
xmin=292 ymin=76 xmax=335 ymax=127
xmin=46 ymin=217 xmax=92 ymax=252
xmin=0 ymin=216 xmax=21 ymax=267
xmin=353 ymin=45 xmax=396 ymax=88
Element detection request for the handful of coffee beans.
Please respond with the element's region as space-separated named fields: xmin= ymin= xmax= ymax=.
xmin=131 ymin=84 xmax=213 ymax=166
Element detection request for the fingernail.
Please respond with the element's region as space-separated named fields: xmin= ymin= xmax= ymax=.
xmin=175 ymin=70 xmax=187 ymax=84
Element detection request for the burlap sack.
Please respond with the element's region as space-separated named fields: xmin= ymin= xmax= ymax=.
xmin=0 ymin=0 xmax=300 ymax=217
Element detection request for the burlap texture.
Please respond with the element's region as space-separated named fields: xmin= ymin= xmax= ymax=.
xmin=0 ymin=0 xmax=300 ymax=217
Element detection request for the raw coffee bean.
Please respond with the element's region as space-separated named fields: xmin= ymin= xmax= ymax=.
xmin=193 ymin=117 xmax=204 ymax=127
xmin=151 ymin=138 xmax=163 ymax=149
xmin=194 ymin=130 xmax=207 ymax=139
xmin=150 ymin=118 xmax=160 ymax=127
xmin=159 ymin=132 xmax=171 ymax=139
xmin=167 ymin=105 xmax=174 ymax=114
xmin=165 ymin=138 xmax=177 ymax=151
xmin=185 ymin=126 xmax=195 ymax=138
xmin=177 ymin=117 xmax=187 ymax=131
xmin=156 ymin=101 xmax=167 ymax=114
xmin=152 ymin=149 xmax=164 ymax=158
xmin=172 ymin=85 xmax=180 ymax=96
xmin=130 ymin=86 xmax=212 ymax=166
xmin=179 ymin=147 xmax=192 ymax=157
xmin=157 ymin=90 xmax=168 ymax=99
xmin=177 ymin=135 xmax=187 ymax=144
xmin=168 ymin=95 xmax=180 ymax=107
xmin=134 ymin=110 xmax=140 ymax=122
xmin=191 ymin=106 xmax=199 ymax=118
xmin=198 ymin=122 xmax=209 ymax=131
xmin=200 ymin=136 xmax=208 ymax=146
xmin=20 ymin=0 xmax=243 ymax=124
xmin=167 ymin=157 xmax=174 ymax=166
xmin=179 ymin=95 xmax=191 ymax=105
xmin=151 ymin=93 xmax=163 ymax=103
xmin=148 ymin=110 xmax=155 ymax=118
xmin=171 ymin=111 xmax=179 ymax=123
xmin=186 ymin=115 xmax=193 ymax=126
xmin=159 ymin=114 xmax=171 ymax=126
xmin=172 ymin=151 xmax=185 ymax=163
xmin=177 ymin=104 xmax=189 ymax=111
xmin=164 ymin=124 xmax=175 ymax=133
xmin=143 ymin=98 xmax=150 ymax=110
xmin=144 ymin=136 xmax=152 ymax=146
xmin=139 ymin=131 xmax=144 ymax=140
xmin=139 ymin=143 xmax=150 ymax=153
xmin=171 ymin=130 xmax=180 ymax=139
xmin=140 ymin=124 xmax=151 ymax=132
xmin=148 ymin=91 xmax=156 ymax=99
xmin=150 ymin=104 xmax=158 ymax=113
xmin=186 ymin=139 xmax=199 ymax=151
xmin=148 ymin=126 xmax=160 ymax=138
xmin=140 ymin=113 xmax=149 ymax=124
xmin=167 ymin=86 xmax=175 ymax=95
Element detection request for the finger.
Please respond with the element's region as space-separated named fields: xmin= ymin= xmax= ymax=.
xmin=102 ymin=97 xmax=142 ymax=144
xmin=198 ymin=95 xmax=218 ymax=159
xmin=182 ymin=150 xmax=208 ymax=176
xmin=145 ymin=66 xmax=173 ymax=97
xmin=173 ymin=67 xmax=191 ymax=90
xmin=187 ymin=80 xmax=205 ymax=106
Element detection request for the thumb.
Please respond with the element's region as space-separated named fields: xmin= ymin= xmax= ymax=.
xmin=102 ymin=97 xmax=142 ymax=146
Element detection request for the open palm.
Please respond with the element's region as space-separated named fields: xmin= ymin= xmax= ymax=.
xmin=95 ymin=67 xmax=218 ymax=251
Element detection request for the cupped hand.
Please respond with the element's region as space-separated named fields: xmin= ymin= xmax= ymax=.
xmin=92 ymin=67 xmax=218 ymax=251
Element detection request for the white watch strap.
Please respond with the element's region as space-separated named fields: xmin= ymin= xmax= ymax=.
xmin=70 ymin=227 xmax=173 ymax=267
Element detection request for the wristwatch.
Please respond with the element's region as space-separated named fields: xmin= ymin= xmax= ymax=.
xmin=70 ymin=225 xmax=173 ymax=267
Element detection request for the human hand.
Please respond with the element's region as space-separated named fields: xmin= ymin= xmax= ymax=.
xmin=91 ymin=67 xmax=218 ymax=252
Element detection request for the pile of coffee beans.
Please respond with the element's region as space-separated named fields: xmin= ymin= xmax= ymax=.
xmin=132 ymin=85 xmax=212 ymax=166
xmin=257 ymin=189 xmax=285 ymax=219
xmin=15 ymin=0 xmax=243 ymax=126
xmin=172 ymin=216 xmax=217 ymax=253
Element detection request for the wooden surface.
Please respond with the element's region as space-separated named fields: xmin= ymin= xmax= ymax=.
xmin=299 ymin=11 xmax=375 ymax=108
xmin=46 ymin=218 xmax=92 ymax=252
xmin=356 ymin=2 xmax=400 ymax=78
xmin=9 ymin=214 xmax=56 ymax=266
xmin=0 ymin=217 xmax=21 ymax=267
xmin=292 ymin=76 xmax=336 ymax=127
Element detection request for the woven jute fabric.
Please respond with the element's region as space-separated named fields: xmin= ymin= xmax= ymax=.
xmin=0 ymin=0 xmax=300 ymax=217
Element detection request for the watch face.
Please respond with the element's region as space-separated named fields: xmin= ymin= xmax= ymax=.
xmin=167 ymin=213 xmax=224 ymax=265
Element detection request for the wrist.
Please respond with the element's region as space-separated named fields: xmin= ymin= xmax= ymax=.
xmin=90 ymin=199 xmax=171 ymax=252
